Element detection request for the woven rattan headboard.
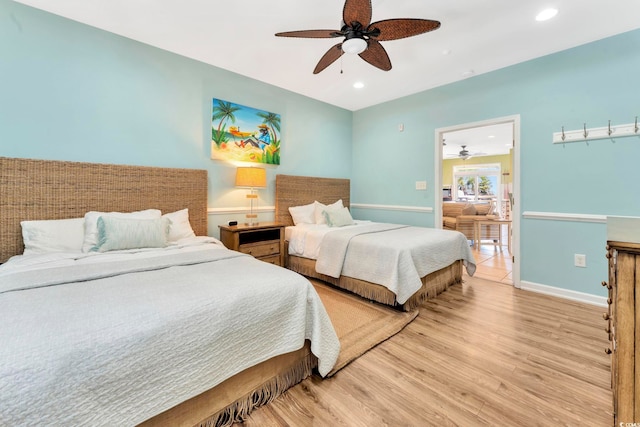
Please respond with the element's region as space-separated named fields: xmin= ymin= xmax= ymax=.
xmin=275 ymin=174 xmax=350 ymax=226
xmin=0 ymin=157 xmax=208 ymax=263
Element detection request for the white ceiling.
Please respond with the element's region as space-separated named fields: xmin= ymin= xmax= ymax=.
xmin=443 ymin=123 xmax=513 ymax=159
xmin=12 ymin=0 xmax=640 ymax=111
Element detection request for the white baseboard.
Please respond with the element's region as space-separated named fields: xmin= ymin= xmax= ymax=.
xmin=519 ymin=280 xmax=607 ymax=307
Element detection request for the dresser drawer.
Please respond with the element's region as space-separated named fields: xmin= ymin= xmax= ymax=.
xmin=239 ymin=240 xmax=280 ymax=258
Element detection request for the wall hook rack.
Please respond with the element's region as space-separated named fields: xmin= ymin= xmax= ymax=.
xmin=553 ymin=117 xmax=640 ymax=144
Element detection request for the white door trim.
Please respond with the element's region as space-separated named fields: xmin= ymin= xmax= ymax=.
xmin=434 ymin=114 xmax=521 ymax=288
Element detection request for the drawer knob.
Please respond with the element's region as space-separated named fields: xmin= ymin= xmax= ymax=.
xmin=603 ymin=312 xmax=610 ymax=321
xmin=605 ymin=347 xmax=612 ymax=355
xmin=605 ymin=253 xmax=612 ymax=259
xmin=607 ymin=298 xmax=612 ymax=305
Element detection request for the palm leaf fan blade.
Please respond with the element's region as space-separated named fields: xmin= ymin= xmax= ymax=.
xmin=358 ymin=39 xmax=391 ymax=71
xmin=275 ymin=29 xmax=339 ymax=38
xmin=313 ymin=43 xmax=344 ymax=74
xmin=343 ymin=0 xmax=372 ymax=27
xmin=370 ymin=18 xmax=441 ymax=41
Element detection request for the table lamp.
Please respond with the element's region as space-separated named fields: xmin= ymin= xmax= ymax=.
xmin=235 ymin=167 xmax=267 ymax=226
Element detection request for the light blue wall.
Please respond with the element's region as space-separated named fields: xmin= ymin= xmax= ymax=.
xmin=0 ymin=0 xmax=352 ymax=236
xmin=352 ymin=28 xmax=640 ymax=297
xmin=3 ymin=0 xmax=639 ymax=298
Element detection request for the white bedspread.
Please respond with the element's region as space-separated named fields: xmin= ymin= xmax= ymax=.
xmin=288 ymin=223 xmax=476 ymax=304
xmin=0 ymin=238 xmax=339 ymax=426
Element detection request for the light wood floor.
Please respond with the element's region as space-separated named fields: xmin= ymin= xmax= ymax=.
xmin=244 ymin=276 xmax=612 ymax=426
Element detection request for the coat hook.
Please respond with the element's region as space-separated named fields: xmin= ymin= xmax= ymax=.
xmin=561 ymin=126 xmax=566 ymax=141
xmin=583 ymin=123 xmax=589 ymax=145
xmin=608 ymin=120 xmax=616 ymax=143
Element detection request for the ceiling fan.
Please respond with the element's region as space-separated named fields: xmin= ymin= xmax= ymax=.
xmin=275 ymin=0 xmax=441 ymax=74
xmin=444 ymin=145 xmax=486 ymax=160
xmin=458 ymin=145 xmax=472 ymax=160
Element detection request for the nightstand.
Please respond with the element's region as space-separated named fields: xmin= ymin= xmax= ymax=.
xmin=218 ymin=222 xmax=285 ymax=266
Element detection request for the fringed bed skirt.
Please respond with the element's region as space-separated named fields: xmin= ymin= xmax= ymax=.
xmin=139 ymin=343 xmax=316 ymax=427
xmin=286 ymin=253 xmax=463 ymax=311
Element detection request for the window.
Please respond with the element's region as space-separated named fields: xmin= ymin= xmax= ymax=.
xmin=453 ymin=163 xmax=501 ymax=203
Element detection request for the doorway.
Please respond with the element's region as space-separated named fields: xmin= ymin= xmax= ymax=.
xmin=434 ymin=115 xmax=520 ymax=288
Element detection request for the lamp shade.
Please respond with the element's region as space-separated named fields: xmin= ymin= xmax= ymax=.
xmin=235 ymin=167 xmax=266 ymax=188
xmin=342 ymin=37 xmax=367 ymax=54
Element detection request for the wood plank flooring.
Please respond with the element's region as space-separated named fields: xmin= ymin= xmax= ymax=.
xmin=244 ymin=276 xmax=612 ymax=426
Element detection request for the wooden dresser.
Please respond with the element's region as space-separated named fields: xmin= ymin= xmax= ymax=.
xmin=605 ymin=239 xmax=640 ymax=424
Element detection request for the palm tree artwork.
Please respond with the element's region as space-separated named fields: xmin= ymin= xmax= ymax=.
xmin=211 ymin=99 xmax=281 ymax=165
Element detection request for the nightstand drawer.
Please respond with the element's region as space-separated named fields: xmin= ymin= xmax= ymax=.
xmin=258 ymin=254 xmax=281 ymax=266
xmin=239 ymin=240 xmax=280 ymax=258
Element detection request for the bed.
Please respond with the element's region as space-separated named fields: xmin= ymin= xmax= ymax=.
xmin=275 ymin=174 xmax=476 ymax=311
xmin=0 ymin=157 xmax=340 ymax=427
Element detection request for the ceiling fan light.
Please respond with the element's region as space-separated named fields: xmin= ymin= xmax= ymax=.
xmin=342 ymin=37 xmax=367 ymax=54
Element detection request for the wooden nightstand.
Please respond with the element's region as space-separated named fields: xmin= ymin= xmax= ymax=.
xmin=218 ymin=222 xmax=285 ymax=266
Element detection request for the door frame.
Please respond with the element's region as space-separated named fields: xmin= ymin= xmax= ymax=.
xmin=434 ymin=114 xmax=521 ymax=288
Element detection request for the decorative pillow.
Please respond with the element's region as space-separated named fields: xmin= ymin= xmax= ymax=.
xmin=289 ymin=202 xmax=316 ymax=225
xmin=323 ymin=206 xmax=354 ymax=227
xmin=315 ymin=199 xmax=344 ymax=224
xmin=82 ymin=209 xmax=162 ymax=252
xmin=461 ymin=203 xmax=476 ymax=215
xmin=21 ymin=217 xmax=85 ymax=255
xmin=91 ymin=216 xmax=170 ymax=252
xmin=162 ymin=208 xmax=196 ymax=242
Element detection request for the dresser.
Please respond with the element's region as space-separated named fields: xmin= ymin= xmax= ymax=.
xmin=605 ymin=239 xmax=640 ymax=424
xmin=219 ymin=222 xmax=285 ymax=266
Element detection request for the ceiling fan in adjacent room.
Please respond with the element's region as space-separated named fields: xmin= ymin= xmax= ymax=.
xmin=275 ymin=0 xmax=441 ymax=74
xmin=445 ymin=145 xmax=486 ymax=160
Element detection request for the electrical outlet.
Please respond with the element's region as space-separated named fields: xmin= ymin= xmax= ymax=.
xmin=415 ymin=181 xmax=427 ymax=190
xmin=574 ymin=254 xmax=586 ymax=268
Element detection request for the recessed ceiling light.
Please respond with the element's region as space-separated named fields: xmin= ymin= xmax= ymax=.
xmin=536 ymin=8 xmax=558 ymax=21
xmin=442 ymin=49 xmax=452 ymax=55
xmin=353 ymin=81 xmax=365 ymax=89
xmin=461 ymin=70 xmax=475 ymax=77
xmin=488 ymin=135 xmax=495 ymax=139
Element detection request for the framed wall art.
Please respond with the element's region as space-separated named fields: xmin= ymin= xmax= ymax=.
xmin=211 ymin=99 xmax=281 ymax=165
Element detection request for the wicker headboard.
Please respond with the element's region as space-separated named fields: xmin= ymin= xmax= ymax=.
xmin=0 ymin=157 xmax=208 ymax=263
xmin=275 ymin=174 xmax=350 ymax=226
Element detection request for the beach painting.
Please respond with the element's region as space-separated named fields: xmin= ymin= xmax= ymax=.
xmin=211 ymin=99 xmax=281 ymax=165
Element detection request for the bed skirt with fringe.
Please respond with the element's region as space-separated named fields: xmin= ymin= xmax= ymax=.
xmin=285 ymin=251 xmax=463 ymax=311
xmin=139 ymin=342 xmax=315 ymax=427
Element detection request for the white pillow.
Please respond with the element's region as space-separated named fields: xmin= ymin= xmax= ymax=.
xmin=289 ymin=202 xmax=316 ymax=225
xmin=21 ymin=217 xmax=85 ymax=255
xmin=163 ymin=209 xmax=196 ymax=242
xmin=323 ymin=206 xmax=354 ymax=227
xmin=91 ymin=216 xmax=170 ymax=252
xmin=315 ymin=199 xmax=344 ymax=224
xmin=82 ymin=209 xmax=161 ymax=252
